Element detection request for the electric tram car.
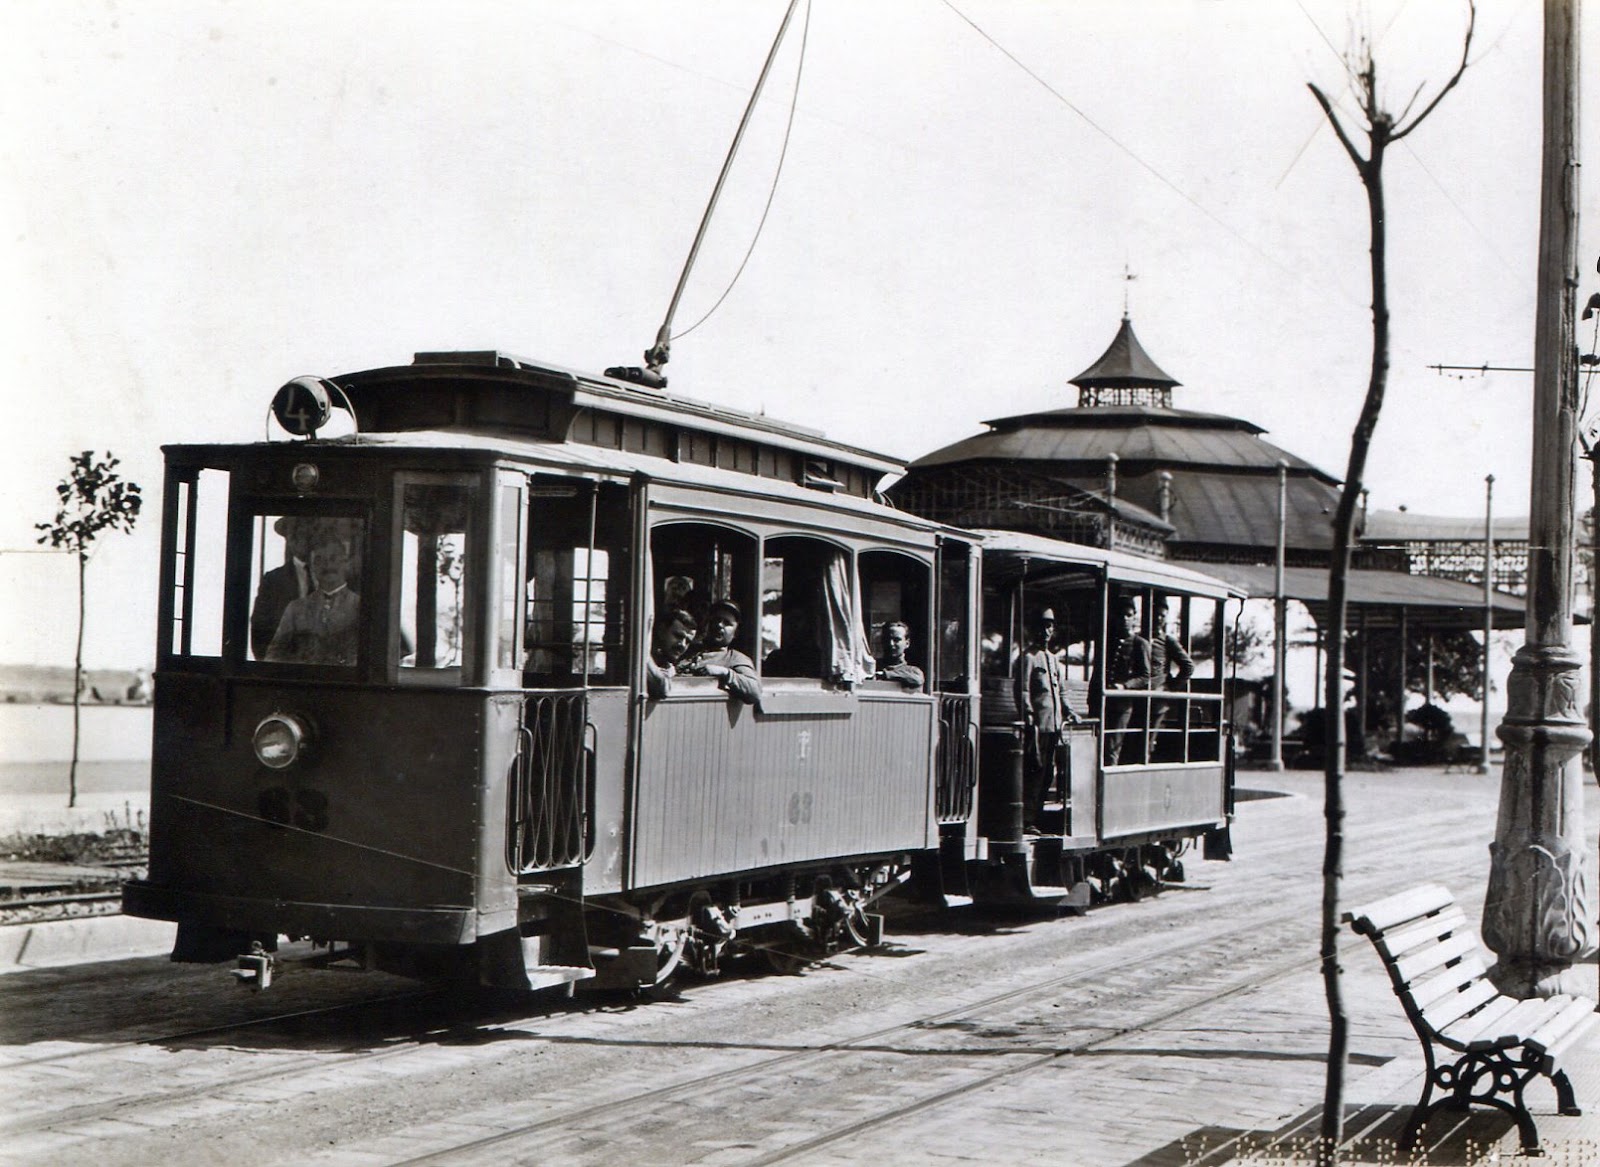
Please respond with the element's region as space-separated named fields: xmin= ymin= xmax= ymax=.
xmin=122 ymin=351 xmax=1241 ymax=993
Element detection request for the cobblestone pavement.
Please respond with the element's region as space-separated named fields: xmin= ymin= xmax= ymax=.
xmin=2 ymin=766 xmax=1599 ymax=1166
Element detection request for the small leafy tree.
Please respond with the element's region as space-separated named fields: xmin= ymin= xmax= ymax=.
xmin=36 ymin=451 xmax=143 ymax=807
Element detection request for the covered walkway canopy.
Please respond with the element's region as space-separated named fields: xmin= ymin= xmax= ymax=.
xmin=1169 ymin=561 xmax=1526 ymax=632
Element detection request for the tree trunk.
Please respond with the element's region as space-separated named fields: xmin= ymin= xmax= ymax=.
xmin=1320 ymin=145 xmax=1390 ymax=1164
xmin=70 ymin=550 xmax=86 ymax=809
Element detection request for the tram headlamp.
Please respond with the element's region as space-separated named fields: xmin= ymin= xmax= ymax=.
xmin=253 ymin=713 xmax=310 ymax=770
xmin=290 ymin=462 xmax=320 ymax=493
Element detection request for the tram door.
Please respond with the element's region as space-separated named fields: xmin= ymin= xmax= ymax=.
xmin=502 ymin=475 xmax=633 ymax=895
xmin=934 ymin=537 xmax=978 ymax=824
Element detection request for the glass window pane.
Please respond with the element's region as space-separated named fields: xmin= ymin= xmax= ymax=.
xmin=253 ymin=514 xmax=366 ymax=667
xmin=400 ymin=483 xmax=473 ymax=672
xmin=167 ymin=469 xmax=229 ymax=658
xmin=496 ymin=485 xmax=523 ymax=671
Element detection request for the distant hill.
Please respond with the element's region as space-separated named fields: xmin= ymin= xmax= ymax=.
xmin=0 ymin=664 xmax=151 ymax=705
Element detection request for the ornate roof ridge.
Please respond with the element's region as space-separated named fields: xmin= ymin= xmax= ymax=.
xmin=1069 ymin=315 xmax=1180 ymax=388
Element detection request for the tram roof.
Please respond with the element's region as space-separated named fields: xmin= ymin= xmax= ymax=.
xmin=334 ymin=351 xmax=906 ymax=478
xmin=184 ymin=428 xmax=959 ymax=538
xmin=973 ymin=529 xmax=1246 ymax=599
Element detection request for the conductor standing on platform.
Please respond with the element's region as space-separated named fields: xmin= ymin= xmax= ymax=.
xmin=1019 ymin=608 xmax=1077 ymax=833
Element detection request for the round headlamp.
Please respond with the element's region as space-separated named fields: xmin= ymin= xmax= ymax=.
xmin=253 ymin=713 xmax=310 ymax=770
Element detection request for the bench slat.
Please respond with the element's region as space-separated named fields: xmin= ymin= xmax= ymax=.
xmin=1468 ymin=997 xmax=1565 ymax=1051
xmin=1435 ymin=991 xmax=1522 ymax=1046
xmin=1409 ymin=953 xmax=1488 ymax=1010
xmin=1378 ymin=907 xmax=1469 ymax=959
xmin=1524 ymin=997 xmax=1598 ymax=1060
xmin=1347 ymin=884 xmax=1455 ymax=935
xmin=1393 ymin=930 xmax=1478 ymax=985
xmin=1422 ymin=977 xmax=1501 ymax=1036
xmin=1527 ymin=1010 xmax=1600 ymax=1074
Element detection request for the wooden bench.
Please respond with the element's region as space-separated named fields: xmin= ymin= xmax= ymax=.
xmin=1345 ymin=883 xmax=1597 ymax=1155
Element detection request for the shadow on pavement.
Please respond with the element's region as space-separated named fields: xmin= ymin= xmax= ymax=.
xmin=1123 ymin=1102 xmax=1582 ymax=1165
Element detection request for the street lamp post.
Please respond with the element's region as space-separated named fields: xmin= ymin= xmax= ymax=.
xmin=1269 ymin=460 xmax=1288 ymax=771
xmin=1482 ymin=0 xmax=1591 ymax=999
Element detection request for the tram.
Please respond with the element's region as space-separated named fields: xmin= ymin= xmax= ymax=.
xmin=123 ymin=351 xmax=1240 ymax=993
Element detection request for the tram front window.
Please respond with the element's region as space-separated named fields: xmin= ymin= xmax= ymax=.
xmin=248 ymin=512 xmax=367 ymax=667
xmin=399 ymin=482 xmax=475 ymax=675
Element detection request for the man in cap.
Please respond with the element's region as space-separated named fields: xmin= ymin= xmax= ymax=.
xmin=679 ymin=599 xmax=761 ymax=705
xmin=1019 ymin=607 xmax=1077 ymax=832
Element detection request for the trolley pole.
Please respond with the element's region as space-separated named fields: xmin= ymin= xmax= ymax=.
xmin=1269 ymin=460 xmax=1288 ymax=771
xmin=1482 ymin=0 xmax=1592 ymax=999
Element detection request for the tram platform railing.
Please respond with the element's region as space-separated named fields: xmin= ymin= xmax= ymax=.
xmin=508 ymin=690 xmax=593 ymax=872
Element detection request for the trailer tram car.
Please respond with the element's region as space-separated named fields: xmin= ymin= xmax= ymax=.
xmin=123 ymin=351 xmax=1241 ymax=993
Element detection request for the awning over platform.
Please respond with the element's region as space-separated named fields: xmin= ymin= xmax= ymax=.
xmin=1169 ymin=561 xmax=1526 ymax=631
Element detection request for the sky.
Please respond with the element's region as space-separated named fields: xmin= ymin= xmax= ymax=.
xmin=2 ymin=0 xmax=1598 ymax=671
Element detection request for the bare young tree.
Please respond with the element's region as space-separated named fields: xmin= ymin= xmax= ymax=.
xmin=36 ymin=451 xmax=143 ymax=808
xmin=1306 ymin=7 xmax=1474 ymax=1160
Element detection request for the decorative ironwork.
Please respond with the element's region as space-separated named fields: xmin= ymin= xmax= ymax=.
xmin=507 ymin=691 xmax=592 ymax=872
xmin=936 ymin=695 xmax=977 ymax=822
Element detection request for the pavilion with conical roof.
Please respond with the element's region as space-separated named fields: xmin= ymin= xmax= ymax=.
xmin=891 ymin=315 xmax=1345 ymax=565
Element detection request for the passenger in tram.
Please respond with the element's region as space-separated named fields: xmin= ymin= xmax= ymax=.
xmin=1019 ymin=608 xmax=1077 ymax=832
xmin=645 ymin=608 xmax=697 ymax=699
xmin=678 ymin=599 xmax=761 ymax=705
xmin=875 ymin=621 xmax=925 ymax=691
xmin=251 ymin=517 xmax=313 ymax=660
xmin=1147 ymin=599 xmax=1195 ymax=751
xmin=265 ymin=538 xmax=361 ymax=666
xmin=1105 ymin=596 xmax=1153 ymax=765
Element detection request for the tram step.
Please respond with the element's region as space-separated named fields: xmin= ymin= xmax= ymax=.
xmin=524 ymin=964 xmax=595 ymax=991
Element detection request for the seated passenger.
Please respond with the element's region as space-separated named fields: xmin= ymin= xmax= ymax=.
xmin=678 ymin=600 xmax=761 ymax=705
xmin=645 ymin=608 xmax=697 ymax=700
xmin=874 ymin=621 xmax=924 ymax=691
xmin=266 ymin=539 xmax=360 ymax=666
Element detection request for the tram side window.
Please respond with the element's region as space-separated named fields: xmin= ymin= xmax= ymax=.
xmin=249 ymin=512 xmax=367 ymax=667
xmin=763 ymin=536 xmax=872 ymax=684
xmin=399 ymin=483 xmax=473 ymax=674
xmin=860 ymin=550 xmax=931 ymax=690
xmin=1188 ymin=598 xmax=1223 ymax=690
xmin=166 ymin=469 xmax=230 ymax=659
xmin=936 ymin=543 xmax=971 ymax=691
xmin=526 ymin=482 xmax=631 ymax=685
xmin=650 ymin=522 xmax=757 ymax=662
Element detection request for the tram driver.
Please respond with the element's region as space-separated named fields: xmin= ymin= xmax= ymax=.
xmin=678 ymin=600 xmax=761 ymax=705
xmin=251 ymin=517 xmax=313 ymax=660
xmin=265 ymin=538 xmax=361 ymax=666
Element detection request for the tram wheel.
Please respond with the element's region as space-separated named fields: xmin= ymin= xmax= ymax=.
xmin=761 ymin=942 xmax=812 ymax=976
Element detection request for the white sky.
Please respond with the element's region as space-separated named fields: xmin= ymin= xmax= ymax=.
xmin=2 ymin=0 xmax=1597 ymax=669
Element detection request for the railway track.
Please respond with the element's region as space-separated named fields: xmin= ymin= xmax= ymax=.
xmin=1 ymin=782 xmax=1516 ymax=1166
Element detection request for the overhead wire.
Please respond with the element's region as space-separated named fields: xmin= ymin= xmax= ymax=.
xmin=938 ymin=0 xmax=1305 ymax=285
